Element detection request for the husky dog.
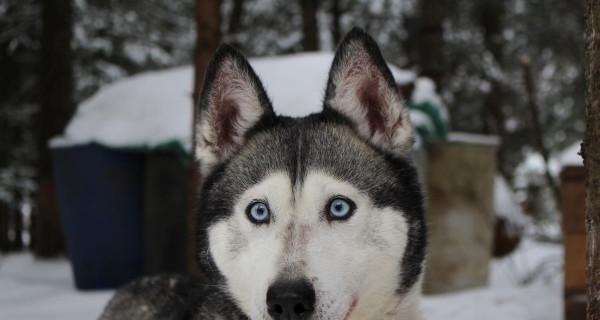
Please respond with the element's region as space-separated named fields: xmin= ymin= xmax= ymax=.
xmin=101 ymin=27 xmax=426 ymax=320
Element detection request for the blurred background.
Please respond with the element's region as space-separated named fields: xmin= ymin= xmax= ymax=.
xmin=0 ymin=0 xmax=587 ymax=319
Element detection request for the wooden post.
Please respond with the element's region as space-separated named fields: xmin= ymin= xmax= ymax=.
xmin=188 ymin=0 xmax=221 ymax=275
xmin=561 ymin=165 xmax=587 ymax=320
xmin=584 ymin=0 xmax=600 ymax=318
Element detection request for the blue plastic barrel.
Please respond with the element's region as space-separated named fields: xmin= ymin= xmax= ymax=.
xmin=52 ymin=143 xmax=145 ymax=290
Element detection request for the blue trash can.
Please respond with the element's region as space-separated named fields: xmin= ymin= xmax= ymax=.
xmin=52 ymin=143 xmax=145 ymax=290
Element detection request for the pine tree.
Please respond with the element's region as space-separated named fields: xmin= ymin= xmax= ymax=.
xmin=189 ymin=0 xmax=221 ymax=275
xmin=299 ymin=0 xmax=320 ymax=51
xmin=33 ymin=0 xmax=75 ymax=257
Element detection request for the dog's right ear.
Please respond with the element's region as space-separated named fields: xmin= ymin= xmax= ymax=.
xmin=323 ymin=27 xmax=414 ymax=157
xmin=195 ymin=45 xmax=275 ymax=176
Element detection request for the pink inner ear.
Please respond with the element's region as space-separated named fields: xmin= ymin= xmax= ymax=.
xmin=214 ymin=97 xmax=240 ymax=149
xmin=207 ymin=59 xmax=247 ymax=152
xmin=358 ymin=78 xmax=386 ymax=136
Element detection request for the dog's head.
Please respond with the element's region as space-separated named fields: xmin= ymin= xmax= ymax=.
xmin=195 ymin=28 xmax=426 ymax=320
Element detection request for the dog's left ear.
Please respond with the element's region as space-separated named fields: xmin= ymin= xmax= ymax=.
xmin=195 ymin=44 xmax=275 ymax=176
xmin=324 ymin=27 xmax=413 ymax=156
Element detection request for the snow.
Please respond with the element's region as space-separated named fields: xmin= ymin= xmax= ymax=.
xmin=51 ymin=66 xmax=194 ymax=152
xmin=494 ymin=175 xmax=529 ymax=234
xmin=0 ymin=254 xmax=113 ymax=319
xmin=51 ymin=52 xmax=440 ymax=152
xmin=422 ymin=282 xmax=560 ymax=320
xmin=560 ymin=141 xmax=583 ymax=167
xmin=410 ymin=109 xmax=436 ymax=135
xmin=252 ymin=53 xmax=411 ymax=117
xmin=516 ymin=150 xmax=562 ymax=178
xmin=425 ymin=238 xmax=563 ymax=319
xmin=0 ymin=238 xmax=562 ymax=319
xmin=412 ymin=78 xmax=449 ymax=122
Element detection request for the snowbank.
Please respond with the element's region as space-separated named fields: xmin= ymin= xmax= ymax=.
xmin=422 ymin=282 xmax=560 ymax=320
xmin=51 ymin=52 xmax=443 ymax=152
xmin=0 ymin=254 xmax=113 ymax=319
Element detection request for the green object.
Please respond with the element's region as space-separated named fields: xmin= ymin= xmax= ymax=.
xmin=408 ymin=100 xmax=449 ymax=142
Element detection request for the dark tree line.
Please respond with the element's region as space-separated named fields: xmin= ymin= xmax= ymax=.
xmin=1 ymin=0 xmax=196 ymax=255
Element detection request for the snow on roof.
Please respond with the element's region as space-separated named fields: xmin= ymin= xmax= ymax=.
xmin=560 ymin=141 xmax=583 ymax=167
xmin=50 ymin=52 xmax=440 ymax=152
xmin=252 ymin=52 xmax=416 ymax=117
xmin=51 ymin=66 xmax=194 ymax=151
xmin=412 ymin=78 xmax=449 ymax=122
xmin=447 ymin=132 xmax=501 ymax=146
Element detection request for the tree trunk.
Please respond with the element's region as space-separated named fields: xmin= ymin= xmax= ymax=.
xmin=0 ymin=201 xmax=9 ymax=252
xmin=33 ymin=0 xmax=74 ymax=257
xmin=300 ymin=0 xmax=320 ymax=51
xmin=227 ymin=0 xmax=245 ymax=49
xmin=479 ymin=0 xmax=510 ymax=180
xmin=228 ymin=0 xmax=245 ymax=35
xmin=330 ymin=0 xmax=342 ymax=47
xmin=418 ymin=0 xmax=445 ymax=89
xmin=522 ymin=57 xmax=560 ymax=201
xmin=189 ymin=0 xmax=221 ymax=275
xmin=584 ymin=0 xmax=600 ymax=318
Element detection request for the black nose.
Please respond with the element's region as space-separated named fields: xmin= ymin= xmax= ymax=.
xmin=266 ymin=279 xmax=315 ymax=319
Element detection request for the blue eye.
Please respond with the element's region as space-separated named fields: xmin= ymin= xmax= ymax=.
xmin=247 ymin=202 xmax=270 ymax=224
xmin=328 ymin=198 xmax=354 ymax=220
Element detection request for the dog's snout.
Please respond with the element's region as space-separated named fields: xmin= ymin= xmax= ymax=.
xmin=266 ymin=279 xmax=315 ymax=319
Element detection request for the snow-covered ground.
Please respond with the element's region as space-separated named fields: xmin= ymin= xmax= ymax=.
xmin=0 ymin=254 xmax=112 ymax=319
xmin=423 ymin=238 xmax=563 ymax=320
xmin=0 ymin=238 xmax=562 ymax=320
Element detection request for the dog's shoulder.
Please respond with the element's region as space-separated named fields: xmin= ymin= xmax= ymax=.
xmin=99 ymin=274 xmax=247 ymax=320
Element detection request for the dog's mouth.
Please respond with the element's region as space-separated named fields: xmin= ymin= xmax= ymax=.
xmin=342 ymin=298 xmax=358 ymax=320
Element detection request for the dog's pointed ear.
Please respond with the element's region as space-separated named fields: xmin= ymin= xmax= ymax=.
xmin=324 ymin=27 xmax=413 ymax=156
xmin=195 ymin=44 xmax=275 ymax=176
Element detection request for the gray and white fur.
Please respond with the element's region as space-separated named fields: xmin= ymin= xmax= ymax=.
xmin=101 ymin=27 xmax=427 ymax=320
